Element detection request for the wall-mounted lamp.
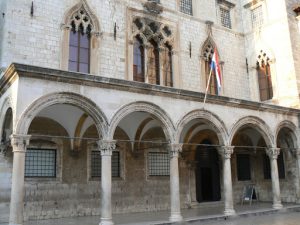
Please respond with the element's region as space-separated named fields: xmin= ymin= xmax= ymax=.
xmin=30 ymin=1 xmax=34 ymax=17
xmin=189 ymin=42 xmax=192 ymax=58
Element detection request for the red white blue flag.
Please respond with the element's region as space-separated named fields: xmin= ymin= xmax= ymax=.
xmin=210 ymin=48 xmax=222 ymax=95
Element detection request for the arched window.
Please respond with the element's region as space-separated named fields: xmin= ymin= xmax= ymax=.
xmin=162 ymin=44 xmax=173 ymax=87
xmin=147 ymin=40 xmax=160 ymax=85
xmin=203 ymin=44 xmax=218 ymax=95
xmin=68 ymin=8 xmax=92 ymax=73
xmin=257 ymin=51 xmax=273 ymax=101
xmin=133 ymin=36 xmax=145 ymax=82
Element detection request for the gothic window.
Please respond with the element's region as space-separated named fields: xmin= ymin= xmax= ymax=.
xmin=220 ymin=7 xmax=232 ymax=29
xmin=203 ymin=44 xmax=218 ymax=95
xmin=162 ymin=44 xmax=173 ymax=87
xmin=257 ymin=51 xmax=273 ymax=101
xmin=147 ymin=40 xmax=160 ymax=85
xmin=68 ymin=8 xmax=92 ymax=73
xmin=180 ymin=0 xmax=193 ymax=15
xmin=251 ymin=5 xmax=264 ymax=29
xmin=131 ymin=17 xmax=174 ymax=87
xmin=133 ymin=36 xmax=145 ymax=82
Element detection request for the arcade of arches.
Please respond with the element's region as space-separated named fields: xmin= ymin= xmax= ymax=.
xmin=1 ymin=93 xmax=300 ymax=225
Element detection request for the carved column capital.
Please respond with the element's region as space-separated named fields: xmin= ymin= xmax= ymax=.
xmin=219 ymin=146 xmax=234 ymax=159
xmin=266 ymin=147 xmax=280 ymax=160
xmin=97 ymin=140 xmax=116 ymax=156
xmin=10 ymin=134 xmax=31 ymax=153
xmin=169 ymin=143 xmax=183 ymax=158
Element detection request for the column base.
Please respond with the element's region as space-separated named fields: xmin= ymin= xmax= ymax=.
xmin=224 ymin=208 xmax=236 ymax=216
xmin=272 ymin=203 xmax=283 ymax=209
xmin=99 ymin=218 xmax=114 ymax=225
xmin=169 ymin=213 xmax=183 ymax=222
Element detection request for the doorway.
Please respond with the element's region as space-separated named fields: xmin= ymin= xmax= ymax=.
xmin=195 ymin=140 xmax=221 ymax=202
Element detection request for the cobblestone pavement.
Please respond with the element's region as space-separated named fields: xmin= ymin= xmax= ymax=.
xmin=198 ymin=212 xmax=300 ymax=225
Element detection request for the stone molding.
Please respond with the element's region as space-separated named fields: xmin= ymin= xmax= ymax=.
xmin=10 ymin=134 xmax=31 ymax=153
xmin=266 ymin=147 xmax=280 ymax=160
xmin=98 ymin=140 xmax=117 ymax=156
xmin=169 ymin=143 xmax=183 ymax=158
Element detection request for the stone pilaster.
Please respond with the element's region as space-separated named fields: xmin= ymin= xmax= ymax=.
xmin=9 ymin=134 xmax=30 ymax=225
xmin=266 ymin=147 xmax=283 ymax=209
xmin=293 ymin=148 xmax=300 ymax=203
xmin=97 ymin=140 xmax=116 ymax=225
xmin=218 ymin=146 xmax=235 ymax=216
xmin=169 ymin=143 xmax=183 ymax=222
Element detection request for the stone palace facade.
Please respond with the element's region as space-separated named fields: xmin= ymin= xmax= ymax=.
xmin=1 ymin=0 xmax=300 ymax=225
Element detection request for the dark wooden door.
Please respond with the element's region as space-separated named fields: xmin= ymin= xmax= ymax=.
xmin=195 ymin=140 xmax=221 ymax=202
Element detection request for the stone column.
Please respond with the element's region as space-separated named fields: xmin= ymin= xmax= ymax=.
xmin=219 ymin=146 xmax=235 ymax=216
xmin=169 ymin=143 xmax=183 ymax=222
xmin=266 ymin=147 xmax=283 ymax=209
xmin=9 ymin=134 xmax=30 ymax=225
xmin=98 ymin=140 xmax=116 ymax=225
xmin=295 ymin=149 xmax=300 ymax=203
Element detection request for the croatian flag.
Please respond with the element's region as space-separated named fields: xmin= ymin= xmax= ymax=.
xmin=210 ymin=48 xmax=222 ymax=95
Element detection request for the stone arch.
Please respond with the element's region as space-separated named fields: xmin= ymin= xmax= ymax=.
xmin=0 ymin=97 xmax=13 ymax=137
xmin=108 ymin=101 xmax=175 ymax=143
xmin=229 ymin=116 xmax=274 ymax=147
xmin=275 ymin=120 xmax=298 ymax=149
xmin=175 ymin=110 xmax=228 ymax=145
xmin=15 ymin=92 xmax=108 ymax=138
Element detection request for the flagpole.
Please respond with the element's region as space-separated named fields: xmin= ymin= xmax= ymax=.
xmin=202 ymin=66 xmax=213 ymax=108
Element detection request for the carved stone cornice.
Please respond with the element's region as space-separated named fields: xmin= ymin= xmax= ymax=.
xmin=219 ymin=146 xmax=234 ymax=159
xmin=98 ymin=140 xmax=116 ymax=156
xmin=169 ymin=143 xmax=183 ymax=158
xmin=266 ymin=147 xmax=280 ymax=160
xmin=10 ymin=134 xmax=31 ymax=153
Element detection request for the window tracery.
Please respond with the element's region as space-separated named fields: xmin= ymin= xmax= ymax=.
xmin=131 ymin=17 xmax=174 ymax=87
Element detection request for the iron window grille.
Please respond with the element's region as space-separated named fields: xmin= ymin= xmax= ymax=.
xmin=91 ymin=151 xmax=120 ymax=178
xmin=251 ymin=5 xmax=264 ymax=29
xmin=180 ymin=0 xmax=193 ymax=16
xmin=148 ymin=152 xmax=170 ymax=176
xmin=25 ymin=148 xmax=56 ymax=178
xmin=220 ymin=7 xmax=232 ymax=29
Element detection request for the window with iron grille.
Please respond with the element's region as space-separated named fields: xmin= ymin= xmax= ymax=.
xmin=91 ymin=151 xmax=120 ymax=178
xmin=251 ymin=5 xmax=263 ymax=29
xmin=220 ymin=7 xmax=232 ymax=29
xmin=236 ymin=154 xmax=251 ymax=181
xmin=25 ymin=149 xmax=56 ymax=178
xmin=263 ymin=152 xmax=285 ymax=179
xmin=180 ymin=0 xmax=193 ymax=16
xmin=148 ymin=152 xmax=170 ymax=176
